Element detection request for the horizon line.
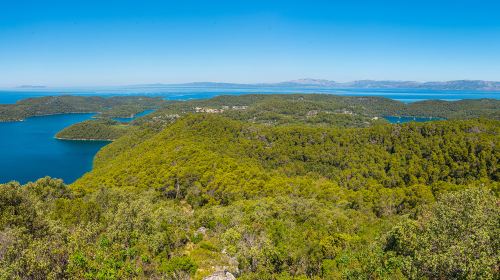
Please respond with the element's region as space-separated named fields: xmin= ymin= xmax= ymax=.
xmin=2 ymin=78 xmax=500 ymax=89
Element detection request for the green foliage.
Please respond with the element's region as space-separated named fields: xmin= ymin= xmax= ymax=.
xmin=0 ymin=181 xmax=195 ymax=279
xmin=75 ymin=115 xmax=498 ymax=197
xmin=385 ymin=188 xmax=500 ymax=279
xmin=137 ymin=94 xmax=500 ymax=130
xmin=56 ymin=118 xmax=133 ymax=141
xmin=404 ymin=98 xmax=500 ymax=119
xmin=162 ymin=256 xmax=198 ymax=277
xmin=0 ymin=182 xmax=41 ymax=233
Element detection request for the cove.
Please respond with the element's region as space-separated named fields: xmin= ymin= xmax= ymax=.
xmin=384 ymin=116 xmax=445 ymax=123
xmin=0 ymin=114 xmax=109 ymax=184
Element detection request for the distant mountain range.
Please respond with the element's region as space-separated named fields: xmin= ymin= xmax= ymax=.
xmin=17 ymin=85 xmax=47 ymax=89
xmin=8 ymin=80 xmax=500 ymax=91
xmin=129 ymin=79 xmax=500 ymax=91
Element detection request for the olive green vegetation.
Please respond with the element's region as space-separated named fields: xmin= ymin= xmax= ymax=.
xmin=0 ymin=94 xmax=499 ymax=279
xmin=136 ymin=94 xmax=499 ymax=130
xmin=56 ymin=119 xmax=133 ymax=141
xmin=385 ymin=188 xmax=500 ymax=279
xmin=0 ymin=95 xmax=165 ymax=122
xmin=80 ymin=115 xmax=499 ymax=192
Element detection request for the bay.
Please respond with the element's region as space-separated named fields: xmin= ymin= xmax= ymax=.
xmin=0 ymin=114 xmax=109 ymax=184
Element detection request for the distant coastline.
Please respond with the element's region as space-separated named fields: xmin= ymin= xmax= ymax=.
xmin=0 ymin=112 xmax=98 ymax=123
xmin=129 ymin=79 xmax=500 ymax=91
xmin=3 ymin=79 xmax=500 ymax=92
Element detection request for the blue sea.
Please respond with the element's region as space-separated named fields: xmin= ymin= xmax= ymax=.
xmin=0 ymin=114 xmax=109 ymax=184
xmin=0 ymin=87 xmax=498 ymax=184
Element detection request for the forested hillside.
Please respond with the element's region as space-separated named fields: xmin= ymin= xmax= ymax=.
xmin=78 ymin=115 xmax=498 ymax=193
xmin=136 ymin=94 xmax=500 ymax=130
xmin=0 ymin=94 xmax=499 ymax=279
xmin=56 ymin=119 xmax=132 ymax=141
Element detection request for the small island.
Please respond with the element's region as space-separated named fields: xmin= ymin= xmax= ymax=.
xmin=55 ymin=119 xmax=133 ymax=141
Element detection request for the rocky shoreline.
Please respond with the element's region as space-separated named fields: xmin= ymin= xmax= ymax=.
xmin=54 ymin=136 xmax=113 ymax=142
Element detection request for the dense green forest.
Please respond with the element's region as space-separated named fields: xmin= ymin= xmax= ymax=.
xmin=136 ymin=94 xmax=499 ymax=130
xmin=1 ymin=94 xmax=498 ymax=126
xmin=0 ymin=94 xmax=499 ymax=279
xmin=0 ymin=95 xmax=164 ymax=122
xmin=56 ymin=119 xmax=133 ymax=141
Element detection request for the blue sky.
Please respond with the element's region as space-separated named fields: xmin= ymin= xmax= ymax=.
xmin=1 ymin=0 xmax=499 ymax=86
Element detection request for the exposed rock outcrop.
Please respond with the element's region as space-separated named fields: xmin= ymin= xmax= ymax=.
xmin=203 ymin=270 xmax=236 ymax=280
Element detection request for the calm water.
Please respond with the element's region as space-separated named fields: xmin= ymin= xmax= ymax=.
xmin=0 ymin=114 xmax=109 ymax=184
xmin=384 ymin=116 xmax=445 ymax=124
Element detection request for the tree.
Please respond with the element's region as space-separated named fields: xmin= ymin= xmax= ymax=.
xmin=385 ymin=188 xmax=500 ymax=279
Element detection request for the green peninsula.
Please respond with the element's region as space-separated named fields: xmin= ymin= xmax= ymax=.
xmin=137 ymin=94 xmax=500 ymax=129
xmin=55 ymin=119 xmax=132 ymax=141
xmin=0 ymin=95 xmax=165 ymax=122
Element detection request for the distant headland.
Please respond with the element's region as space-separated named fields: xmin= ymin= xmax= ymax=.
xmin=4 ymin=79 xmax=500 ymax=93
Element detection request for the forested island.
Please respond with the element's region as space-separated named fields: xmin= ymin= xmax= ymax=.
xmin=0 ymin=93 xmax=499 ymax=279
xmin=55 ymin=119 xmax=132 ymax=141
xmin=0 ymin=95 xmax=165 ymax=122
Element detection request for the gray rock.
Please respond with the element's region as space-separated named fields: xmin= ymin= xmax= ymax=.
xmin=196 ymin=226 xmax=208 ymax=235
xmin=203 ymin=270 xmax=236 ymax=280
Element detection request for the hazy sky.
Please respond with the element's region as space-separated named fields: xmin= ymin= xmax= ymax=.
xmin=1 ymin=0 xmax=500 ymax=86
